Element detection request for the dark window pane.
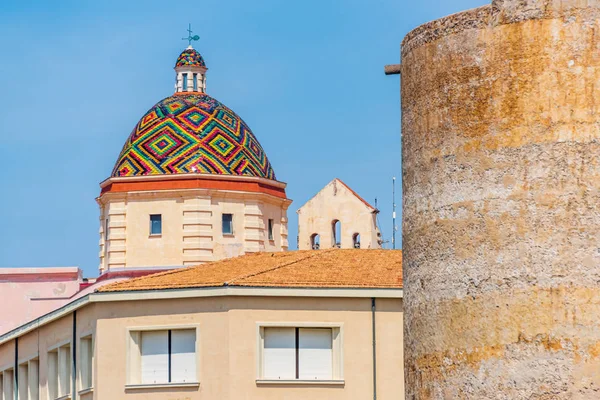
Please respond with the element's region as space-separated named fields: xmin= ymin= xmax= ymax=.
xmin=222 ymin=214 xmax=233 ymax=235
xmin=150 ymin=214 xmax=162 ymax=235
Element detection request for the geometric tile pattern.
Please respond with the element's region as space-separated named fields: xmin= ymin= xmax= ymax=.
xmin=112 ymin=93 xmax=276 ymax=180
xmin=175 ymin=48 xmax=206 ymax=68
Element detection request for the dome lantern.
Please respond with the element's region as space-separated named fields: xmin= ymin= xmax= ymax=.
xmin=174 ymin=25 xmax=207 ymax=93
xmin=174 ymin=45 xmax=207 ymax=93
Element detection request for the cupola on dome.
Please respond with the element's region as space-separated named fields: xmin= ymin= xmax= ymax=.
xmin=111 ymin=45 xmax=276 ymax=180
xmin=175 ymin=46 xmax=206 ymax=68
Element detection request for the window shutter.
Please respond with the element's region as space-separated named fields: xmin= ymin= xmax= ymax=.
xmin=298 ymin=328 xmax=333 ymax=380
xmin=141 ymin=331 xmax=169 ymax=384
xmin=171 ymin=330 xmax=196 ymax=383
xmin=263 ymin=328 xmax=295 ymax=380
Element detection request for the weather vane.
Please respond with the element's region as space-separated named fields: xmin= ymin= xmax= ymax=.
xmin=182 ymin=23 xmax=200 ymax=46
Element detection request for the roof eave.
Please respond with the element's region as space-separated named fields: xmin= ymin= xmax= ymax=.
xmin=0 ymin=286 xmax=402 ymax=345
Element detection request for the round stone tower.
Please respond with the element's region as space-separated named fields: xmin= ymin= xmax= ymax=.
xmin=402 ymin=0 xmax=600 ymax=398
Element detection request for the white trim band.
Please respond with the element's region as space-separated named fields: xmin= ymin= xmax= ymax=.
xmin=256 ymin=380 xmax=345 ymax=386
xmin=125 ymin=382 xmax=200 ymax=390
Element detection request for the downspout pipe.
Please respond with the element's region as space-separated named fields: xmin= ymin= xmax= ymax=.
xmin=14 ymin=337 xmax=18 ymax=400
xmin=372 ymin=298 xmax=377 ymax=400
xmin=72 ymin=310 xmax=77 ymax=399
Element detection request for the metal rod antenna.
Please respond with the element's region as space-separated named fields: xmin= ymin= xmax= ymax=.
xmin=392 ymin=177 xmax=396 ymax=250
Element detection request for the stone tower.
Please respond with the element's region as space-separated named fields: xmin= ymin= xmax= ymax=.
xmin=402 ymin=0 xmax=600 ymax=398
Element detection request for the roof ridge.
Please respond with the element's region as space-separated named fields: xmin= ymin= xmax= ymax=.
xmin=227 ymin=250 xmax=332 ymax=285
xmin=236 ymin=280 xmax=401 ymax=288
xmin=96 ymin=254 xmax=248 ymax=291
xmin=96 ymin=266 xmax=193 ymax=291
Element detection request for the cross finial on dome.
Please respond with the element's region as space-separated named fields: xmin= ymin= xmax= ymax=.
xmin=182 ymin=23 xmax=200 ymax=47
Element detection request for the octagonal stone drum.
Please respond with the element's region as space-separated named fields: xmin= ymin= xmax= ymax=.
xmin=401 ymin=0 xmax=600 ymax=398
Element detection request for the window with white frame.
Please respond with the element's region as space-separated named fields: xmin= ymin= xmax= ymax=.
xmin=18 ymin=362 xmax=28 ymax=400
xmin=48 ymin=343 xmax=71 ymax=399
xmin=79 ymin=335 xmax=93 ymax=391
xmin=17 ymin=359 xmax=39 ymax=400
xmin=1 ymin=368 xmax=13 ymax=400
xmin=128 ymin=328 xmax=197 ymax=386
xmin=27 ymin=359 xmax=39 ymax=400
xmin=258 ymin=326 xmax=342 ymax=381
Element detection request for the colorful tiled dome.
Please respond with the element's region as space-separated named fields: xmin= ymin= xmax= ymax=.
xmin=112 ymin=93 xmax=276 ymax=179
xmin=175 ymin=47 xmax=206 ymax=68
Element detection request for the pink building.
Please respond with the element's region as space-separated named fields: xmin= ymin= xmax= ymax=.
xmin=0 ymin=267 xmax=172 ymax=335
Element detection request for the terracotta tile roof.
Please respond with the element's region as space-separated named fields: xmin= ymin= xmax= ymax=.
xmin=98 ymin=249 xmax=402 ymax=292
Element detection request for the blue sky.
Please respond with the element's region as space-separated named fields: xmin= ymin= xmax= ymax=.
xmin=0 ymin=0 xmax=488 ymax=276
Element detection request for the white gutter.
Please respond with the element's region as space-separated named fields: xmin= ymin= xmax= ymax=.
xmin=94 ymin=286 xmax=403 ymax=302
xmin=0 ymin=286 xmax=402 ymax=345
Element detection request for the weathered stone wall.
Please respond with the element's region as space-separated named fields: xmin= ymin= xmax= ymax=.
xmin=402 ymin=0 xmax=600 ymax=398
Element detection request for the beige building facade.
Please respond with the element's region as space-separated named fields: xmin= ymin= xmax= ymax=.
xmin=297 ymin=179 xmax=381 ymax=250
xmin=0 ymin=250 xmax=403 ymax=400
xmin=98 ymin=175 xmax=291 ymax=272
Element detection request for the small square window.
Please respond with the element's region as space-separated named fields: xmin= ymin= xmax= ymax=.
xmin=268 ymin=219 xmax=274 ymax=241
xmin=222 ymin=214 xmax=233 ymax=235
xmin=150 ymin=215 xmax=162 ymax=236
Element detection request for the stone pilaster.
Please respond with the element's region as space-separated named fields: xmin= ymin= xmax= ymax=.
xmin=243 ymin=201 xmax=264 ymax=253
xmin=181 ymin=196 xmax=214 ymax=266
xmin=105 ymin=200 xmax=127 ymax=270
